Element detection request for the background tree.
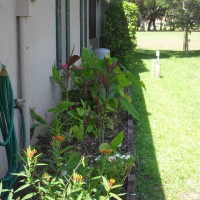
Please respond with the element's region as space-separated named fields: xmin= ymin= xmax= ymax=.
xmin=130 ymin=0 xmax=200 ymax=53
xmin=105 ymin=1 xmax=138 ymax=65
xmin=132 ymin=0 xmax=168 ymax=31
xmin=165 ymin=0 xmax=200 ymax=53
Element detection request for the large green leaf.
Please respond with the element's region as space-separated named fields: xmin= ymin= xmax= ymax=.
xmin=51 ymin=65 xmax=62 ymax=84
xmin=110 ymin=193 xmax=123 ymax=200
xmin=119 ymin=97 xmax=139 ymax=121
xmin=70 ymin=124 xmax=84 ymax=141
xmin=48 ymin=101 xmax=74 ymax=113
xmin=21 ymin=192 xmax=37 ymax=200
xmin=108 ymin=98 xmax=118 ymax=109
xmin=111 ymin=131 xmax=124 ymax=151
xmin=102 ymin=176 xmax=109 ymax=192
xmin=14 ymin=183 xmax=30 ymax=193
xmin=99 ymin=196 xmax=108 ymax=200
xmin=77 ymin=192 xmax=83 ymax=200
xmin=65 ymin=153 xmax=80 ymax=175
xmin=99 ymin=143 xmax=111 ymax=152
xmin=7 ymin=192 xmax=14 ymax=200
xmin=30 ymin=108 xmax=47 ymax=124
xmin=116 ymin=73 xmax=131 ymax=87
xmin=82 ymin=48 xmax=94 ymax=67
xmin=120 ymin=64 xmax=146 ymax=90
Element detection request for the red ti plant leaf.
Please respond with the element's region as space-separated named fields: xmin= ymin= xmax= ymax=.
xmin=60 ymin=64 xmax=69 ymax=70
xmin=74 ymin=66 xmax=84 ymax=70
xmin=109 ymin=61 xmax=118 ymax=72
xmin=60 ymin=54 xmax=81 ymax=79
xmin=104 ymin=58 xmax=110 ymax=74
xmin=104 ymin=58 xmax=118 ymax=74
xmin=68 ymin=55 xmax=80 ymax=68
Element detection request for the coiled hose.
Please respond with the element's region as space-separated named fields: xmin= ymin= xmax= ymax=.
xmin=0 ymin=68 xmax=26 ymax=198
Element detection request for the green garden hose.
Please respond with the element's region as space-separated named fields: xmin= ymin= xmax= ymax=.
xmin=0 ymin=67 xmax=26 ymax=198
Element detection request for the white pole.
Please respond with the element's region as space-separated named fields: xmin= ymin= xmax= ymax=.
xmin=19 ymin=17 xmax=30 ymax=146
xmin=152 ymin=59 xmax=155 ymax=79
xmin=155 ymin=59 xmax=160 ymax=79
xmin=155 ymin=50 xmax=160 ymax=79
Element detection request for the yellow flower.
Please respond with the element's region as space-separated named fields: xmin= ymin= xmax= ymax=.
xmin=58 ymin=136 xmax=64 ymax=141
xmin=53 ymin=135 xmax=65 ymax=141
xmin=107 ymin=149 xmax=113 ymax=154
xmin=43 ymin=173 xmax=50 ymax=182
xmin=101 ymin=149 xmax=107 ymax=154
xmin=27 ymin=149 xmax=37 ymax=159
xmin=73 ymin=173 xmax=83 ymax=182
xmin=109 ymin=178 xmax=116 ymax=187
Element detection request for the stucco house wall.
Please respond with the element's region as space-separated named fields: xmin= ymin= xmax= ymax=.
xmin=0 ymin=0 xmax=104 ymax=180
xmin=0 ymin=0 xmax=59 ymax=177
xmin=0 ymin=0 xmax=22 ymax=178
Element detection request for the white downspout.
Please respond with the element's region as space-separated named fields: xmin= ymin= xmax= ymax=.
xmin=16 ymin=0 xmax=34 ymax=146
xmin=18 ymin=17 xmax=30 ymax=146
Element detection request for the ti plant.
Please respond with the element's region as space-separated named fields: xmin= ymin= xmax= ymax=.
xmin=41 ymin=48 xmax=142 ymax=150
xmin=51 ymin=50 xmax=80 ymax=100
xmin=70 ymin=48 xmax=140 ymax=143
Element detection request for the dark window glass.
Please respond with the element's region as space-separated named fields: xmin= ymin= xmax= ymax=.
xmin=89 ymin=0 xmax=96 ymax=39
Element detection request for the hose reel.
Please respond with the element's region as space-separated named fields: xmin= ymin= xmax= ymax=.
xmin=0 ymin=66 xmax=26 ymax=198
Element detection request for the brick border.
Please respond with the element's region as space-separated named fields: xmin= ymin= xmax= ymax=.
xmin=127 ymin=88 xmax=137 ymax=200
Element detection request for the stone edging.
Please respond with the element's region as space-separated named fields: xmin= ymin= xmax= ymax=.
xmin=127 ymin=88 xmax=137 ymax=200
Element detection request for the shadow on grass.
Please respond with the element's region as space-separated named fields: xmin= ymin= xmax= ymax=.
xmin=136 ymin=49 xmax=200 ymax=60
xmin=129 ymin=50 xmax=165 ymax=200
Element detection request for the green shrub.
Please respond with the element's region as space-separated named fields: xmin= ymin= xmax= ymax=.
xmin=105 ymin=1 xmax=138 ymax=66
xmin=49 ymin=48 xmax=139 ymax=145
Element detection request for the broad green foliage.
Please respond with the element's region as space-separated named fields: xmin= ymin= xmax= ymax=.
xmin=105 ymin=1 xmax=138 ymax=66
xmin=48 ymin=101 xmax=75 ymax=114
xmin=99 ymin=143 xmax=111 ymax=152
xmin=30 ymin=47 xmax=141 ymax=146
xmin=99 ymin=131 xmax=124 ymax=153
xmin=47 ymin=48 xmax=140 ymax=144
xmin=1 ymin=144 xmax=131 ymax=199
xmin=71 ymin=48 xmax=139 ymax=142
xmin=3 ymin=48 xmax=139 ymax=199
xmin=30 ymin=108 xmax=47 ymax=139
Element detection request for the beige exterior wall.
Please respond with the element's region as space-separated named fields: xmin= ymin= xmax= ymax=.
xmin=0 ymin=0 xmax=19 ymax=178
xmin=0 ymin=0 xmax=59 ymax=177
xmin=0 ymin=0 xmax=92 ymax=179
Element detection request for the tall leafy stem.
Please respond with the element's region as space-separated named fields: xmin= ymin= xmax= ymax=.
xmin=49 ymin=47 xmax=141 ymax=147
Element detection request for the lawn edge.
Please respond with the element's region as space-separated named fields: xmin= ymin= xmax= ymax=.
xmin=127 ymin=87 xmax=137 ymax=200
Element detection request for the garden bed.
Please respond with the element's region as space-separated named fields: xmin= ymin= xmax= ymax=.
xmin=9 ymin=48 xmax=139 ymax=200
xmin=11 ymin=108 xmax=137 ymax=200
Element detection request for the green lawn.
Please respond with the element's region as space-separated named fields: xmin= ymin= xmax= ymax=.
xmin=131 ymin=32 xmax=200 ymax=200
xmin=136 ymin=31 xmax=200 ymax=50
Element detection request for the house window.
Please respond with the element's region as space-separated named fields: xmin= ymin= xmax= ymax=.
xmin=80 ymin=0 xmax=88 ymax=51
xmin=99 ymin=0 xmax=107 ymax=47
xmin=56 ymin=0 xmax=62 ymax=66
xmin=89 ymin=0 xmax=96 ymax=39
xmin=89 ymin=0 xmax=107 ymax=47
xmin=56 ymin=0 xmax=70 ymax=67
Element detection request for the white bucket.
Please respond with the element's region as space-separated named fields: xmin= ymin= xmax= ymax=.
xmin=94 ymin=48 xmax=110 ymax=59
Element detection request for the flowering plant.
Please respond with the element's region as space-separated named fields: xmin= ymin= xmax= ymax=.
xmin=49 ymin=47 xmax=139 ymax=147
xmin=92 ymin=132 xmax=135 ymax=184
xmin=1 ymin=146 xmax=125 ymax=200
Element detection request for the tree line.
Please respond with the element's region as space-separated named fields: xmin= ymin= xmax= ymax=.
xmin=126 ymin=0 xmax=200 ymax=31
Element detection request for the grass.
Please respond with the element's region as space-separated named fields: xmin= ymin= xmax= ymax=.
xmin=136 ymin=31 xmax=200 ymax=50
xmin=130 ymin=32 xmax=200 ymax=199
